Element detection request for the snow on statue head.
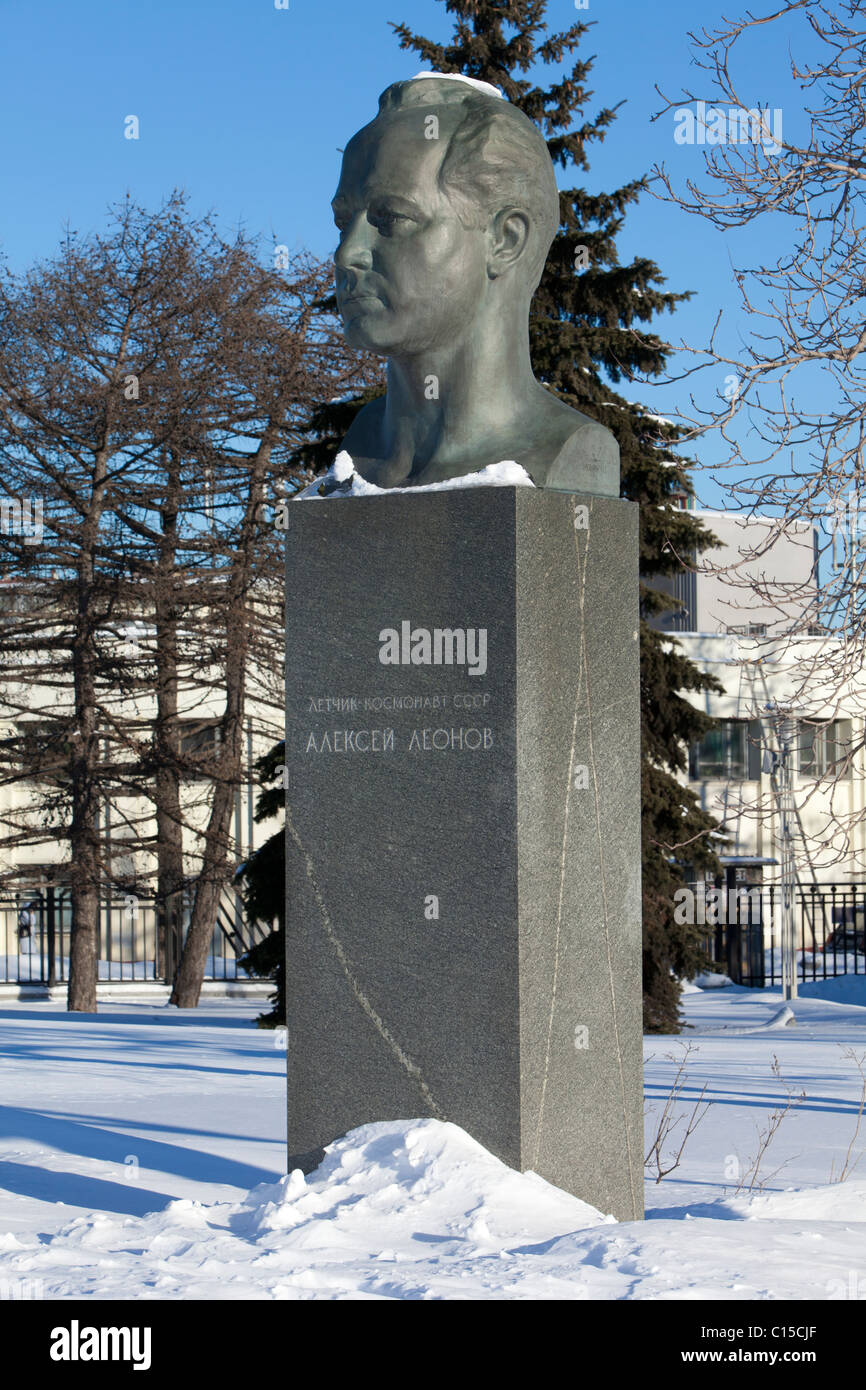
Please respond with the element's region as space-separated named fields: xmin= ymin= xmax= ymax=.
xmin=329 ymin=72 xmax=620 ymax=495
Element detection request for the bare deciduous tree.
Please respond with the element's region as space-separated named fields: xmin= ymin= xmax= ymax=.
xmin=0 ymin=194 xmax=380 ymax=1010
xmin=648 ymin=0 xmax=866 ymax=869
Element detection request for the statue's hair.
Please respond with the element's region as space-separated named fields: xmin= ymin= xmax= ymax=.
xmin=375 ymin=76 xmax=560 ymax=291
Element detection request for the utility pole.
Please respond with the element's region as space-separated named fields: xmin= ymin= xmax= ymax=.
xmin=773 ymin=710 xmax=799 ymax=1001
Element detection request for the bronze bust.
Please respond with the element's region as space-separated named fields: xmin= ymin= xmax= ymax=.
xmin=331 ymin=74 xmax=619 ymax=495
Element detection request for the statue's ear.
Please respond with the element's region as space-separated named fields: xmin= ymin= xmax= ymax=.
xmin=487 ymin=206 xmax=531 ymax=279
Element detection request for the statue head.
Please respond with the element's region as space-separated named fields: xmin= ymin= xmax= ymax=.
xmin=332 ymin=74 xmax=560 ymax=354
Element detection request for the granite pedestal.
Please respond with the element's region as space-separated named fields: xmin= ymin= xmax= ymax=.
xmin=284 ymin=486 xmax=643 ymax=1219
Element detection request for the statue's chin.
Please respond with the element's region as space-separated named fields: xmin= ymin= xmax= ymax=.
xmin=342 ymin=321 xmax=375 ymax=348
xmin=341 ymin=315 xmax=396 ymax=352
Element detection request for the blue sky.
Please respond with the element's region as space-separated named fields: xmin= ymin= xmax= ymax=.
xmin=0 ymin=0 xmax=808 ymax=507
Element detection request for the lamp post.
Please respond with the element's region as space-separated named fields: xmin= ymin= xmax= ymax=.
xmin=777 ymin=715 xmax=798 ymax=1001
xmin=763 ymin=703 xmax=798 ymax=1000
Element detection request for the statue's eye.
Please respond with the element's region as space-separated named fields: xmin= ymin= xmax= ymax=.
xmin=369 ymin=208 xmax=409 ymax=234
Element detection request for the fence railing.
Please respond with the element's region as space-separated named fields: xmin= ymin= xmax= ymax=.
xmin=0 ymin=887 xmax=269 ymax=986
xmin=695 ymin=881 xmax=866 ymax=988
xmin=11 ymin=880 xmax=856 ymax=991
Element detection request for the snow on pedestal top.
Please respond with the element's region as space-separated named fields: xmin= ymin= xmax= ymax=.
xmin=297 ymin=451 xmax=536 ymax=499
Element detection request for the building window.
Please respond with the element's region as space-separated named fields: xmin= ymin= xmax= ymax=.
xmin=690 ymin=720 xmax=760 ymax=780
xmin=178 ymin=720 xmax=222 ymax=779
xmin=799 ymin=719 xmax=852 ymax=778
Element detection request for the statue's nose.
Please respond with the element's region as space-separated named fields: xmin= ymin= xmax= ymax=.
xmin=335 ymin=213 xmax=375 ymax=278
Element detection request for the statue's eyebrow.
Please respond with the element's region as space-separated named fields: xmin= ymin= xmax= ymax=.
xmin=331 ymin=189 xmax=428 ymax=219
xmin=363 ymin=189 xmax=426 ymax=216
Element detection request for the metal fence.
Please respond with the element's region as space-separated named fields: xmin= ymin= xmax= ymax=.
xmin=0 ymin=886 xmax=268 ymax=986
xmin=698 ymin=881 xmax=866 ymax=988
xmin=9 ymin=879 xmax=859 ymax=992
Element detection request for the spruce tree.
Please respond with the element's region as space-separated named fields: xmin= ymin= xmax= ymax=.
xmin=283 ymin=0 xmax=725 ymax=1030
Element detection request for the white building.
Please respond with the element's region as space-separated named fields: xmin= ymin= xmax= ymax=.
xmin=656 ymin=507 xmax=866 ymax=888
xmin=0 ymin=591 xmax=282 ymax=984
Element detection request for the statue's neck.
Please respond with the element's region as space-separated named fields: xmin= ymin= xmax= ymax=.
xmin=383 ymin=305 xmax=536 ymax=476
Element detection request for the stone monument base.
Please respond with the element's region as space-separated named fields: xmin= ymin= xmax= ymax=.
xmin=284 ymin=486 xmax=643 ymax=1220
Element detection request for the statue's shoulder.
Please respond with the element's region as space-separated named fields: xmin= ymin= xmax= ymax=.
xmin=342 ymin=396 xmax=385 ymax=456
xmin=528 ymin=390 xmax=620 ymax=497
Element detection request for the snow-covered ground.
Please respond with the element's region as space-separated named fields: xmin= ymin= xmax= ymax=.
xmin=0 ymin=981 xmax=864 ymax=1299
